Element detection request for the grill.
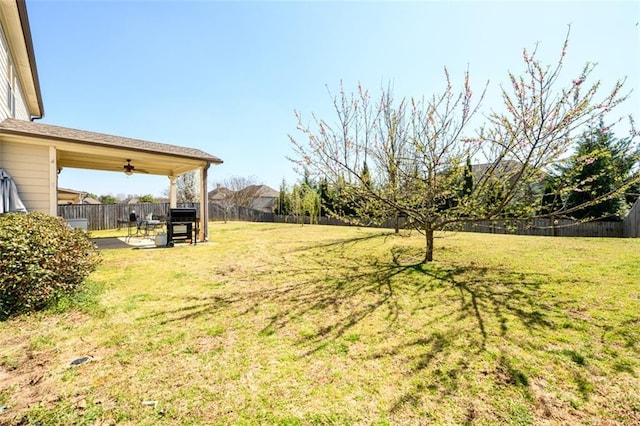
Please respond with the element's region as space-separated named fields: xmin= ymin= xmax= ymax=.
xmin=167 ymin=208 xmax=198 ymax=245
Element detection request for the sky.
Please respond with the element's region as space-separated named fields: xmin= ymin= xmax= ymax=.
xmin=26 ymin=0 xmax=639 ymax=199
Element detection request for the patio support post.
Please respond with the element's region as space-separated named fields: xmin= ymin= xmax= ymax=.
xmin=168 ymin=175 xmax=177 ymax=208
xmin=49 ymin=146 xmax=57 ymax=216
xmin=199 ymin=165 xmax=209 ymax=242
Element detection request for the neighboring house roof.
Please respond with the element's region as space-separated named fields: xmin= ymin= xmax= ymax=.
xmin=251 ymin=196 xmax=278 ymax=212
xmin=58 ymin=198 xmax=101 ymax=205
xmin=208 ymin=184 xmax=279 ymax=200
xmin=471 ymin=160 xmax=522 ymax=177
xmin=240 ymin=184 xmax=279 ymax=199
xmin=58 ymin=187 xmax=86 ymax=195
xmin=82 ymin=196 xmax=101 ymax=204
xmin=57 ymin=187 xmax=101 ymax=205
xmin=208 ymin=184 xmax=279 ymax=212
xmin=208 ymin=185 xmax=233 ymax=201
xmin=470 ymin=160 xmax=529 ymax=186
xmin=243 ymin=185 xmax=278 ymax=212
xmin=0 ymin=0 xmax=44 ymax=117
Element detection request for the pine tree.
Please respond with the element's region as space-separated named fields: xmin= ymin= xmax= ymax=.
xmin=318 ymin=178 xmax=331 ymax=217
xmin=462 ymin=156 xmax=473 ymax=198
xmin=276 ymin=179 xmax=290 ymax=215
xmin=562 ymin=122 xmax=637 ymax=220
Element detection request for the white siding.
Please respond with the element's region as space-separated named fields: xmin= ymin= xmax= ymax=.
xmin=0 ymin=23 xmax=30 ymax=121
xmin=0 ymin=24 xmax=10 ymax=121
xmin=0 ymin=141 xmax=52 ymax=213
xmin=12 ymin=72 xmax=29 ymax=120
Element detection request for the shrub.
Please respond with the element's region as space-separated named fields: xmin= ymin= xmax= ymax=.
xmin=0 ymin=212 xmax=101 ymax=319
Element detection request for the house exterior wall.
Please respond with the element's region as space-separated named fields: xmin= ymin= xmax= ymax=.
xmin=0 ymin=9 xmax=53 ymax=215
xmin=0 ymin=140 xmax=54 ymax=214
xmin=0 ymin=24 xmax=30 ymax=121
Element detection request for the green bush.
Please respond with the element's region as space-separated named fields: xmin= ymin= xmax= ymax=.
xmin=0 ymin=212 xmax=101 ymax=319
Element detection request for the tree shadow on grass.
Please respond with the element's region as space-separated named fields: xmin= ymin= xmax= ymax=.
xmin=139 ymin=232 xmax=581 ymax=420
xmin=145 ymin=229 xmax=562 ymax=344
xmin=142 ymin=232 xmax=399 ymax=326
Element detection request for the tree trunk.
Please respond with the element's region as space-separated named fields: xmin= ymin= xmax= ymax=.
xmin=424 ymin=228 xmax=434 ymax=262
xmin=394 ymin=214 xmax=399 ymax=234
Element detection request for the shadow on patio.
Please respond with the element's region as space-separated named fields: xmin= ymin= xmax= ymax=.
xmin=91 ymin=236 xmax=157 ymax=250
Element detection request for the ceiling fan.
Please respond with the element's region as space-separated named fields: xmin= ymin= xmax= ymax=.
xmin=123 ymin=159 xmax=149 ymax=175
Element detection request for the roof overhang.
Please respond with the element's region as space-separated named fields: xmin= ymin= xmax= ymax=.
xmin=0 ymin=118 xmax=223 ymax=177
xmin=0 ymin=0 xmax=44 ymax=118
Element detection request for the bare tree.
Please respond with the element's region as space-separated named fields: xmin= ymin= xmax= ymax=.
xmin=162 ymin=173 xmax=200 ymax=203
xmin=176 ymin=172 xmax=199 ymax=203
xmin=289 ymin=31 xmax=636 ymax=262
xmin=210 ymin=175 xmax=261 ymax=222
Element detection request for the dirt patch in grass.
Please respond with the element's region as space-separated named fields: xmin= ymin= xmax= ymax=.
xmin=0 ymin=312 xmax=114 ymax=422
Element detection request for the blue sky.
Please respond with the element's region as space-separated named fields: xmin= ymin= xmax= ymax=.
xmin=27 ymin=0 xmax=639 ymax=198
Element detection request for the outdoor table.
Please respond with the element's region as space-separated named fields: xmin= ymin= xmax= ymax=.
xmin=117 ymin=220 xmax=139 ymax=240
xmin=139 ymin=220 xmax=164 ymax=238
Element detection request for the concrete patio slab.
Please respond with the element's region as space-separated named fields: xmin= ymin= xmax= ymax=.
xmin=91 ymin=237 xmax=156 ymax=250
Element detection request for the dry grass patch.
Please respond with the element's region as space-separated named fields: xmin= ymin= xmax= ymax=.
xmin=1 ymin=222 xmax=639 ymax=425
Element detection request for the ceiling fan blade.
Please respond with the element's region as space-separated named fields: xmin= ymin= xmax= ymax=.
xmin=123 ymin=159 xmax=137 ymax=174
xmin=122 ymin=159 xmax=151 ymax=174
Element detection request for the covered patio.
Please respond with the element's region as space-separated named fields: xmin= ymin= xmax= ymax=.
xmin=0 ymin=118 xmax=223 ymax=242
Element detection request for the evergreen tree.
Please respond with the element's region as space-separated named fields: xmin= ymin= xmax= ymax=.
xmin=462 ymin=156 xmax=473 ymax=198
xmin=138 ymin=194 xmax=155 ymax=203
xmin=318 ymin=178 xmax=332 ymax=217
xmin=539 ymin=177 xmax=563 ymax=216
xmin=361 ymin=161 xmax=372 ymax=189
xmin=276 ymin=179 xmax=290 ymax=215
xmin=291 ymin=184 xmax=303 ymax=223
xmin=99 ymin=194 xmax=116 ymax=204
xmin=561 ymin=122 xmax=638 ymax=220
xmin=302 ymin=168 xmax=315 ymax=192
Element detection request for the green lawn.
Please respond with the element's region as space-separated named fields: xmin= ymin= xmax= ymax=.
xmin=1 ymin=222 xmax=639 ymax=425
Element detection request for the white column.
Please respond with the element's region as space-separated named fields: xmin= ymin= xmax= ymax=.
xmin=168 ymin=175 xmax=177 ymax=208
xmin=49 ymin=146 xmax=57 ymax=216
xmin=199 ymin=165 xmax=209 ymax=241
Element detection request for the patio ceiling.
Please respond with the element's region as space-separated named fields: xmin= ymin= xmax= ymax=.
xmin=57 ymin=147 xmax=209 ymax=177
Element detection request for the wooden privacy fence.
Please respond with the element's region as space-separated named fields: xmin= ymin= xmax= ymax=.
xmin=58 ymin=203 xmax=375 ymax=230
xmin=454 ymin=218 xmax=624 ymax=238
xmin=57 ymin=203 xmax=198 ymax=231
xmin=624 ymin=200 xmax=640 ymax=238
xmin=58 ymin=202 xmax=638 ymax=238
